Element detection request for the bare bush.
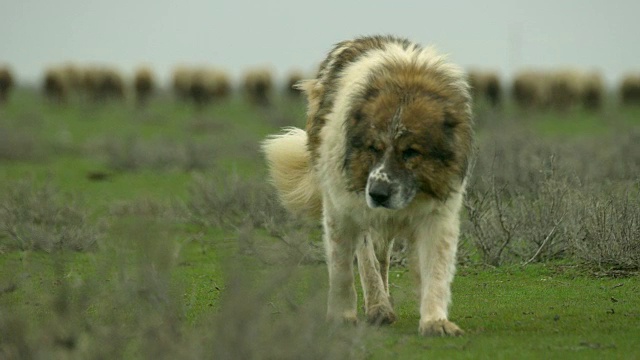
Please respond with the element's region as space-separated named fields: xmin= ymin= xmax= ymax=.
xmin=0 ymin=223 xmax=185 ymax=358
xmin=188 ymin=173 xmax=285 ymax=229
xmin=462 ymin=118 xmax=640 ymax=267
xmin=464 ymin=173 xmax=573 ymax=266
xmin=569 ymin=188 xmax=640 ymax=271
xmin=109 ymin=197 xmax=188 ymax=221
xmin=0 ymin=220 xmax=364 ymax=359
xmin=0 ymin=179 xmax=101 ymax=252
xmin=101 ymin=136 xmax=216 ymax=172
xmin=187 ymin=172 xmax=323 ymax=264
xmin=0 ymin=126 xmax=41 ymax=161
xmin=208 ymin=264 xmax=367 ymax=360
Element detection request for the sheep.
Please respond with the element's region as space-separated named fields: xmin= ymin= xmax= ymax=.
xmin=208 ymin=69 xmax=231 ymax=100
xmin=620 ymin=73 xmax=640 ymax=106
xmin=581 ymin=71 xmax=604 ymax=110
xmin=512 ymin=70 xmax=549 ymax=109
xmin=242 ymin=68 xmax=273 ymax=106
xmin=467 ymin=70 xmax=501 ymax=107
xmin=43 ymin=67 xmax=70 ymax=104
xmin=547 ymin=69 xmax=583 ymax=111
xmin=188 ymin=68 xmax=213 ymax=106
xmin=59 ymin=63 xmax=83 ymax=94
xmin=82 ymin=66 xmax=126 ymax=103
xmin=0 ymin=65 xmax=15 ymax=104
xmin=133 ymin=66 xmax=156 ymax=106
xmin=171 ymin=66 xmax=191 ymax=101
xmin=186 ymin=67 xmax=231 ymax=107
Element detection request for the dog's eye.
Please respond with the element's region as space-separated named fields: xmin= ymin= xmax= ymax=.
xmin=402 ymin=148 xmax=421 ymax=161
xmin=368 ymin=145 xmax=382 ymax=155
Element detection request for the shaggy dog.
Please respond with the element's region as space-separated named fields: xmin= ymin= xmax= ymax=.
xmin=262 ymin=35 xmax=473 ymax=336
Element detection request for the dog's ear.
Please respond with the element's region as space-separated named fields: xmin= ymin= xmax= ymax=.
xmin=293 ymin=79 xmax=311 ymax=92
xmin=295 ymin=79 xmax=324 ymax=118
xmin=293 ymin=79 xmax=321 ymax=95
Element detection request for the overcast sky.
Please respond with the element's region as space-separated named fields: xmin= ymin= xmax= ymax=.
xmin=1 ymin=0 xmax=639 ymax=85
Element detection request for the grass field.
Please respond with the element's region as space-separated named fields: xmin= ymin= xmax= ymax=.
xmin=1 ymin=89 xmax=639 ymax=359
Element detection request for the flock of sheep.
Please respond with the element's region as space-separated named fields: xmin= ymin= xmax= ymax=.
xmin=469 ymin=69 xmax=640 ymax=110
xmin=0 ymin=64 xmax=639 ymax=110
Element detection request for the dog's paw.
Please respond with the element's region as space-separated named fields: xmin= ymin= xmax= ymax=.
xmin=366 ymin=304 xmax=397 ymax=325
xmin=419 ymin=319 xmax=464 ymax=337
xmin=327 ymin=312 xmax=358 ymax=326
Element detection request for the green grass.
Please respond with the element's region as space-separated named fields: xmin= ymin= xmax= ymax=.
xmin=1 ymin=90 xmax=639 ymax=359
xmin=369 ymin=264 xmax=639 ymax=359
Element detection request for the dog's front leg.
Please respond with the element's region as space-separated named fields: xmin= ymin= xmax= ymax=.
xmin=415 ymin=200 xmax=464 ymax=336
xmin=324 ymin=212 xmax=359 ymax=324
xmin=356 ymin=235 xmax=396 ymax=325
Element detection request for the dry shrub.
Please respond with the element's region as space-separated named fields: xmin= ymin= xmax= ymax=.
xmin=463 ymin=118 xmax=640 ymax=268
xmin=0 ymin=218 xmax=364 ymax=359
xmin=570 ymin=188 xmax=640 ymax=271
xmin=464 ymin=171 xmax=574 ymax=266
xmin=187 ymin=172 xmax=323 ymax=264
xmin=0 ymin=126 xmax=41 ymax=161
xmin=208 ymin=263 xmax=366 ymax=360
xmin=102 ymin=136 xmax=216 ymax=172
xmin=0 ymin=179 xmax=101 ymax=252
xmin=188 ymin=172 xmax=289 ymax=229
xmin=109 ymin=197 xmax=188 ymax=221
xmin=0 ymin=223 xmax=185 ymax=358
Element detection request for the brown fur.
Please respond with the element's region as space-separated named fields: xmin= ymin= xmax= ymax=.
xmin=285 ymin=70 xmax=304 ymax=97
xmin=342 ymin=61 xmax=472 ymax=201
xmin=304 ymin=36 xmax=413 ymax=164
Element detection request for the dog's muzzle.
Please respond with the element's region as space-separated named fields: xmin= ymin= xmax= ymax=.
xmin=367 ymin=180 xmax=392 ymax=208
xmin=365 ymin=166 xmax=416 ymax=210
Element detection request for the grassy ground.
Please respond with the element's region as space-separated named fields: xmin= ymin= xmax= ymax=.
xmin=1 ymin=90 xmax=639 ymax=359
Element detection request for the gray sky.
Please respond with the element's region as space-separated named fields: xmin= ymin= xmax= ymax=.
xmin=1 ymin=0 xmax=639 ymax=85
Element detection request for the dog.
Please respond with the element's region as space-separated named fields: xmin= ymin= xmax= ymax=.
xmin=262 ymin=35 xmax=473 ymax=336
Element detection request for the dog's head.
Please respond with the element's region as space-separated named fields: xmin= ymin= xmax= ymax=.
xmin=343 ymin=63 xmax=473 ymax=210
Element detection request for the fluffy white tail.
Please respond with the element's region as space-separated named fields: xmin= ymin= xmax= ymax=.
xmin=261 ymin=127 xmax=322 ymax=219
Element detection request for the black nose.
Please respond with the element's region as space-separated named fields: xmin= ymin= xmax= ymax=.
xmin=368 ymin=182 xmax=391 ymax=207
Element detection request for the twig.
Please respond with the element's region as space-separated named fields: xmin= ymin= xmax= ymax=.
xmin=522 ymin=214 xmax=564 ymax=266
